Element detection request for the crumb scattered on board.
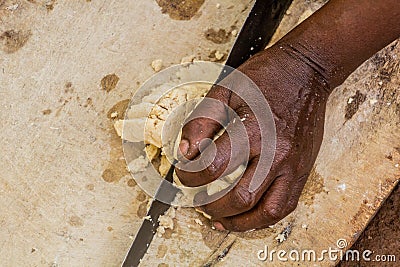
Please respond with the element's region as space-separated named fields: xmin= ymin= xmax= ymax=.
xmin=181 ymin=55 xmax=196 ymax=64
xmin=275 ymin=224 xmax=292 ymax=243
xmin=194 ymin=218 xmax=203 ymax=226
xmin=151 ymin=59 xmax=163 ymax=72
xmin=214 ymin=50 xmax=224 ymax=60
xmin=157 ymin=207 xmax=176 ymax=237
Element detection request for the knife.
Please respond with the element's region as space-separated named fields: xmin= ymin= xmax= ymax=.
xmin=122 ymin=1 xmax=293 ymax=266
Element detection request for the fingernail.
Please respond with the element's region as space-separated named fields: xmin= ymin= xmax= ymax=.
xmin=179 ymin=139 xmax=189 ymax=156
xmin=213 ymin=221 xmax=225 ymax=231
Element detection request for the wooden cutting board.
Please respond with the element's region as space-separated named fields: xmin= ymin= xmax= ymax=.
xmin=0 ymin=0 xmax=398 ymax=266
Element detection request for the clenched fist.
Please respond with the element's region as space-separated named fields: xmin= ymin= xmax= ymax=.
xmin=175 ymin=44 xmax=330 ymax=231
xmin=176 ymin=0 xmax=400 ymax=231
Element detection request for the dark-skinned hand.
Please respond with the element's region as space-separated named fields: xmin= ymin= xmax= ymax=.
xmin=175 ymin=0 xmax=400 ymax=232
xmin=175 ymin=44 xmax=330 ymax=232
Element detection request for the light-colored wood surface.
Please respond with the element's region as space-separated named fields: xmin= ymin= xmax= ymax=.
xmin=0 ymin=0 xmax=399 ymax=266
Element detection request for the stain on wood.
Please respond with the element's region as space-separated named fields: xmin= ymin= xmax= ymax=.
xmin=155 ymin=0 xmax=205 ymax=20
xmin=127 ymin=178 xmax=137 ymax=187
xmin=137 ymin=201 xmax=148 ymax=218
xmin=101 ymin=73 xmax=120 ymax=92
xmin=200 ymin=227 xmax=228 ymax=249
xmin=162 ymin=228 xmax=174 ymax=239
xmin=299 ymin=169 xmax=327 ymax=206
xmin=64 ymin=82 xmax=73 ymax=93
xmin=0 ymin=29 xmax=31 ymax=53
xmin=233 ymin=227 xmax=276 ymax=240
xmin=107 ymin=99 xmax=130 ymax=120
xmin=204 ymin=28 xmax=231 ymax=44
xmin=42 ymin=109 xmax=52 ymax=115
xmin=344 ymin=90 xmax=366 ymax=120
xmin=102 ymin=126 xmax=129 ymax=183
xmin=349 ymin=179 xmax=397 ymax=232
xmin=202 ymin=234 xmax=236 ymax=266
xmin=68 ymin=215 xmax=84 ymax=227
xmin=45 ymin=0 xmax=57 ymax=11
xmin=157 ymin=244 xmax=168 ymax=258
xmin=85 ymin=184 xmax=94 ymax=191
xmin=136 ymin=191 xmax=147 ymax=202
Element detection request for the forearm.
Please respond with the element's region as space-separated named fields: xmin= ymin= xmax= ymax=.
xmin=277 ymin=0 xmax=400 ymax=90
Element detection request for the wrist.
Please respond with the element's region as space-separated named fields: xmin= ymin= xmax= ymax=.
xmin=275 ymin=0 xmax=400 ymax=93
xmin=274 ymin=40 xmax=344 ymax=94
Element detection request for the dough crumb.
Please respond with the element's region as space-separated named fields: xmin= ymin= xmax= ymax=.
xmin=181 ymin=55 xmax=196 ymax=64
xmin=151 ymin=59 xmax=163 ymax=72
xmin=159 ymin=155 xmax=171 ymax=177
xmin=127 ymin=156 xmax=148 ymax=174
xmin=110 ymin=111 xmax=118 ymax=118
xmin=231 ymin=29 xmax=238 ymax=37
xmin=145 ymin=144 xmax=160 ymax=161
xmin=6 ymin=4 xmax=19 ymax=11
xmin=275 ymin=233 xmax=286 ymax=243
xmin=143 ymin=215 xmax=152 ymax=221
xmin=195 ymin=208 xmax=212 ymax=220
xmin=146 ymin=198 xmax=153 ymax=213
xmin=113 ymin=120 xmax=123 ymax=137
xmin=157 ymin=207 xmax=176 ymax=237
xmin=216 ymin=3 xmax=221 ymax=9
xmin=166 ymin=207 xmax=176 ymax=219
xmin=275 ymin=224 xmax=292 ymax=243
xmin=207 ymin=179 xmax=230 ymax=195
xmin=156 ymin=226 xmax=165 ymax=237
xmin=369 ymin=99 xmax=378 ymax=105
xmin=215 ymin=50 xmax=224 ymax=60
xmin=157 ymin=214 xmax=174 ymax=237
xmin=194 ymin=218 xmax=203 ymax=226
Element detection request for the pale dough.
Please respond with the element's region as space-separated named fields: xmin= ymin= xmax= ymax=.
xmin=151 ymin=59 xmax=163 ymax=72
xmin=159 ymin=155 xmax=171 ymax=178
xmin=145 ymin=144 xmax=160 ymax=161
xmin=127 ymin=155 xmax=148 ymax=174
xmin=113 ymin=63 xmax=246 ymax=218
xmin=114 ymin=80 xmax=210 ymax=187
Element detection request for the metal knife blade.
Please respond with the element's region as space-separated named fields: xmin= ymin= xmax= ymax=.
xmin=122 ymin=1 xmax=293 ymax=266
xmin=122 ymin=164 xmax=178 ymax=267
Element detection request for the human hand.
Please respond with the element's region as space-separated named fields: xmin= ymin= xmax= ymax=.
xmin=175 ymin=44 xmax=331 ymax=231
xmin=176 ymin=0 xmax=400 ymax=231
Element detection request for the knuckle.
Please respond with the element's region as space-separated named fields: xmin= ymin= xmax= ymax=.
xmin=231 ymin=185 xmax=256 ymax=211
xmin=286 ymin=200 xmax=299 ymax=214
xmin=222 ymin=220 xmax=241 ymax=232
xmin=205 ymin=162 xmax=219 ymax=178
xmin=261 ymin=203 xmax=285 ymax=222
xmin=203 ymin=155 xmax=226 ymax=180
xmin=230 ymin=224 xmax=242 ymax=232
